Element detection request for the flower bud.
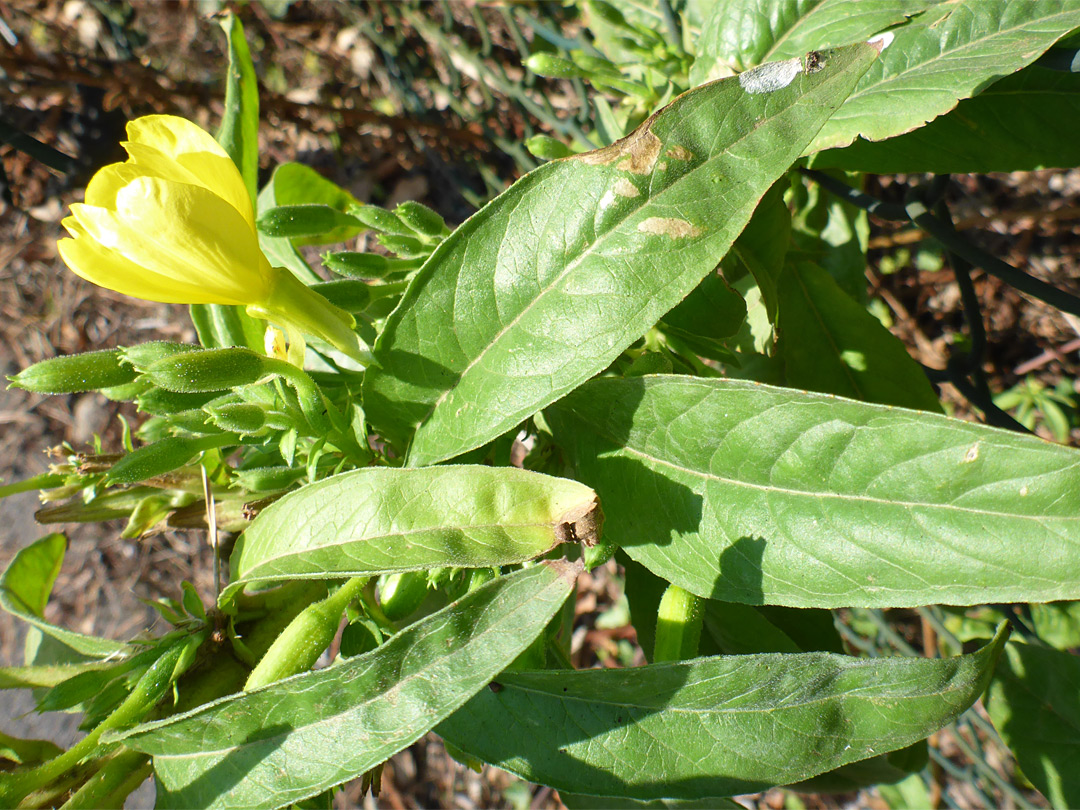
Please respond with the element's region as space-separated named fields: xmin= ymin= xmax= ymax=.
xmin=256 ymin=204 xmax=363 ymax=239
xmin=393 ymin=201 xmax=450 ymax=239
xmin=322 ymin=251 xmax=421 ymax=279
xmin=525 ymin=135 xmax=574 ymax=161
xmin=8 ymin=350 xmax=137 ymax=394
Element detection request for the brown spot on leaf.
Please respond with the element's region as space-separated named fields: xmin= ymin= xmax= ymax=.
xmin=613 ymin=177 xmax=640 ymax=198
xmin=637 ymin=217 xmax=703 ymax=238
xmin=666 ymin=145 xmax=693 ymax=160
xmin=576 ymin=123 xmax=662 ymax=175
xmin=554 ymin=497 xmax=604 ymax=547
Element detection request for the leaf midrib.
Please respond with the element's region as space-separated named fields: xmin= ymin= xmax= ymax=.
xmin=566 ymin=406 xmax=1080 ymax=522
xmin=407 ymin=58 xmax=864 ymax=446
xmin=151 ymin=571 xmax=568 ymax=762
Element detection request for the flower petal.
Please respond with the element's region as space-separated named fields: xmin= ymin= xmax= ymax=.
xmin=123 ymin=141 xmax=253 ymax=228
xmin=124 ymin=115 xmax=253 ymax=226
xmin=84 ymin=163 xmax=146 ymax=209
xmin=125 ymin=115 xmax=229 ymax=160
xmin=70 ymin=177 xmax=272 ymax=305
xmin=58 ymin=219 xmax=232 ymax=304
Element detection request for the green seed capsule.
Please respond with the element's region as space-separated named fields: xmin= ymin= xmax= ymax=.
xmin=232 ymin=465 xmax=306 ymax=492
xmin=394 ymin=201 xmax=450 ymax=239
xmin=120 ymin=341 xmax=201 ymax=373
xmin=377 ymin=233 xmax=428 ymax=259
xmin=106 ymin=434 xmax=236 ymax=485
xmin=8 ymin=349 xmax=137 ymax=394
xmin=586 ymin=0 xmax=631 ymax=29
xmin=525 ymin=134 xmax=574 ymax=161
xmin=256 ymin=204 xmax=363 ymax=239
xmin=144 ymin=348 xmax=271 ymax=393
xmin=346 ymin=204 xmax=415 ymax=237
xmin=309 ymin=280 xmax=372 ymax=313
xmin=137 ymin=387 xmax=220 ymax=416
xmin=378 ymin=571 xmax=430 ymax=621
xmin=205 ymin=402 xmax=268 ymax=434
xmin=525 ymin=53 xmax=584 ymax=79
xmin=321 ymin=252 xmax=422 ymax=279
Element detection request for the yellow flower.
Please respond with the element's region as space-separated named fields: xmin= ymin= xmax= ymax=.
xmin=59 ymin=114 xmax=370 ymax=363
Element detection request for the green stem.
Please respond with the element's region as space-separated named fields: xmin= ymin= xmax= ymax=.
xmin=0 ymin=634 xmax=200 ymax=807
xmin=59 ymin=749 xmax=151 ymax=810
xmin=244 ymin=577 xmax=368 ymax=691
xmin=653 ymin=584 xmax=703 ymax=663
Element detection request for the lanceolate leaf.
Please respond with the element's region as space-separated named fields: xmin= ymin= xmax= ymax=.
xmin=813 ymin=65 xmax=1080 ymax=173
xmin=121 ymin=562 xmax=579 ymax=810
xmin=987 ymin=642 xmax=1080 ymax=809
xmin=806 ymin=0 xmax=1080 ymax=154
xmin=438 ymin=625 xmax=1008 ymax=800
xmin=363 ymin=43 xmax=880 ymax=467
xmin=777 ymin=261 xmax=941 ymax=411
xmin=0 ymin=534 xmax=132 ymax=659
xmin=546 ymin=376 xmax=1080 ymax=608
xmin=690 ymin=0 xmax=925 ymax=82
xmin=222 ymin=466 xmax=599 ymax=604
xmin=191 ymin=11 xmax=267 ymax=353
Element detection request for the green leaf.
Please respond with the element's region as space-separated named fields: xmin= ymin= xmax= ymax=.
xmin=363 ymin=43 xmax=880 ymax=466
xmin=814 ymin=65 xmax=1080 ymax=173
xmin=121 ymin=561 xmax=580 ymax=810
xmin=562 ymin=795 xmax=742 ymax=809
xmin=788 ymin=170 xmax=869 ymax=302
xmin=723 ymin=179 xmax=791 ymax=319
xmin=192 ymin=11 xmax=266 ymax=353
xmin=222 ymin=466 xmax=600 ymax=604
xmin=438 ymin=625 xmax=1008 ymax=800
xmin=261 ymin=163 xmax=363 ymax=249
xmin=0 ymin=731 xmax=62 ymax=766
xmin=690 ymin=0 xmax=926 ymax=83
xmin=546 ymin=375 xmax=1080 ymax=608
xmin=806 ymin=0 xmax=1080 ymax=154
xmin=660 ymin=270 xmax=747 ymax=345
xmin=987 ymin=642 xmax=1080 ymax=809
xmin=0 ymin=535 xmax=132 ymax=658
xmin=216 ymin=11 xmax=258 ymax=207
xmin=0 ymin=662 xmax=111 ymax=689
xmin=777 ymin=261 xmax=941 ymax=410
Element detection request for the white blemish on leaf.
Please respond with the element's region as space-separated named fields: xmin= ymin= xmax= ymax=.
xmin=868 ymin=31 xmax=894 ymax=53
xmin=738 ymin=57 xmax=801 ymax=94
xmin=1020 ymin=485 xmax=1029 ymax=496
xmin=599 ymin=190 xmax=617 ymax=209
xmin=638 ymin=217 xmax=702 ymax=238
xmin=666 ymin=145 xmax=693 ymax=160
xmin=963 ymin=443 xmax=980 ymax=463
xmin=613 ymin=178 xmax=639 ymax=198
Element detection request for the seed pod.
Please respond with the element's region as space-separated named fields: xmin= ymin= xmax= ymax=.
xmin=377 ymin=233 xmax=428 ymax=259
xmin=394 ymin=201 xmax=450 ymax=239
xmin=144 ymin=348 xmax=271 ymax=393
xmin=309 ymin=280 xmax=372 ymax=313
xmin=106 ymin=434 xmax=235 ymax=485
xmin=256 ymin=204 xmax=363 ymax=239
xmin=525 ymin=53 xmax=585 ymax=79
xmin=378 ymin=571 xmax=429 ymax=621
xmin=322 ymin=252 xmax=422 ymax=279
xmin=137 ymin=387 xmax=220 ymax=416
xmin=232 ymin=465 xmax=306 ymax=493
xmin=204 ymin=402 xmax=268 ymax=434
xmin=8 ymin=350 xmax=137 ymax=394
xmin=120 ymin=341 xmax=202 ymax=373
xmin=525 ymin=135 xmax=574 ymax=161
xmin=346 ymin=204 xmax=415 ymax=237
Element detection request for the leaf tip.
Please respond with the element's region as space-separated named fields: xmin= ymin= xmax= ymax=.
xmin=554 ymin=497 xmax=604 ymax=548
xmin=543 ymin=557 xmax=585 ymax=584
